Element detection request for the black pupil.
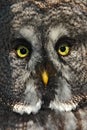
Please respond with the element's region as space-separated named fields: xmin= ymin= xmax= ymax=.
xmin=20 ymin=48 xmax=27 ymax=54
xmin=60 ymin=46 xmax=66 ymax=52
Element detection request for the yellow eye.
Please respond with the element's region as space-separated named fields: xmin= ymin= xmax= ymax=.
xmin=58 ymin=44 xmax=70 ymax=56
xmin=16 ymin=46 xmax=29 ymax=58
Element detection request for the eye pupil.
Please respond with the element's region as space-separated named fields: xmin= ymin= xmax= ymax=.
xmin=57 ymin=44 xmax=70 ymax=56
xmin=20 ymin=48 xmax=27 ymax=54
xmin=16 ymin=46 xmax=29 ymax=58
xmin=60 ymin=46 xmax=66 ymax=52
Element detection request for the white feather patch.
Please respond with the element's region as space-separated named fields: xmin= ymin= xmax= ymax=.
xmin=13 ymin=99 xmax=42 ymax=115
xmin=49 ymin=25 xmax=68 ymax=43
xmin=13 ymin=79 xmax=42 ymax=115
xmin=49 ymin=101 xmax=77 ymax=112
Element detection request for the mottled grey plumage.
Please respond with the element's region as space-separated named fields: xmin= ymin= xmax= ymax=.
xmin=0 ymin=0 xmax=87 ymax=130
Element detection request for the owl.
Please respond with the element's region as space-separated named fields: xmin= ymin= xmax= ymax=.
xmin=0 ymin=0 xmax=87 ymax=130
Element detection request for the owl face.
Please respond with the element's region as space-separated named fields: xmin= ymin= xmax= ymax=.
xmin=0 ymin=1 xmax=87 ymax=115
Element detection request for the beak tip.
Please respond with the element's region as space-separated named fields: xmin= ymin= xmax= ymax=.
xmin=41 ymin=71 xmax=49 ymax=86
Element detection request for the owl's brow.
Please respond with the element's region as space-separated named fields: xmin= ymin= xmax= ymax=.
xmin=75 ymin=33 xmax=87 ymax=43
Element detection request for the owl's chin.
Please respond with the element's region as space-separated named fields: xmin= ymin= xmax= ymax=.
xmin=12 ymin=100 xmax=78 ymax=115
xmin=13 ymin=99 xmax=42 ymax=115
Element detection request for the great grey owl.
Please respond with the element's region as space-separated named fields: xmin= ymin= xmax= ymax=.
xmin=0 ymin=0 xmax=87 ymax=130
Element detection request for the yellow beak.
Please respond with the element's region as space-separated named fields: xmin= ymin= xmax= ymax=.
xmin=41 ymin=70 xmax=49 ymax=86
